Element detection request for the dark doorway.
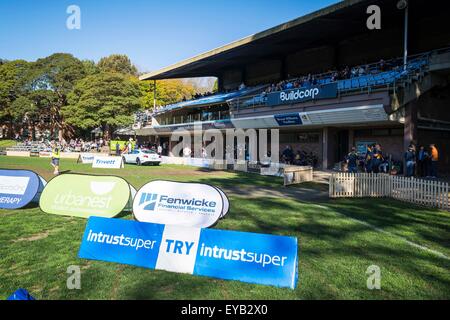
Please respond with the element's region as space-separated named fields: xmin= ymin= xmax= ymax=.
xmin=335 ymin=130 xmax=349 ymax=163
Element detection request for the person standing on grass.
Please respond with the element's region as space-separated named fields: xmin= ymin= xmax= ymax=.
xmin=346 ymin=147 xmax=358 ymax=173
xmin=429 ymin=144 xmax=439 ymax=178
xmin=51 ymin=142 xmax=61 ymax=175
xmin=365 ymin=145 xmax=374 ymax=173
xmin=417 ymin=145 xmax=428 ymax=177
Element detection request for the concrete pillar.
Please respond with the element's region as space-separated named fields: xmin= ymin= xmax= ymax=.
xmin=348 ymin=129 xmax=354 ymax=151
xmin=322 ymin=127 xmax=329 ymax=169
xmin=404 ymin=101 xmax=418 ymax=151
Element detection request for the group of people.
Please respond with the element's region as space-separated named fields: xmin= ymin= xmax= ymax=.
xmin=346 ymin=144 xmax=386 ymax=174
xmin=345 ymin=142 xmax=439 ymax=178
xmin=404 ymin=143 xmax=439 ymax=178
xmin=281 ymin=145 xmax=318 ymax=167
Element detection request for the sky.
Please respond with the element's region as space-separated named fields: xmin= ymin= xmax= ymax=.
xmin=0 ymin=0 xmax=340 ymax=74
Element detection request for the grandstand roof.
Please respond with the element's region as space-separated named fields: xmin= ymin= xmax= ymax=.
xmin=139 ymin=0 xmax=408 ymax=81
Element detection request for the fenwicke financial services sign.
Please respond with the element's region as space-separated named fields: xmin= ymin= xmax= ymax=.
xmin=266 ymin=82 xmax=338 ymax=106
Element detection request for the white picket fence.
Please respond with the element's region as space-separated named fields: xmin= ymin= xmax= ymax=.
xmin=329 ymin=173 xmax=450 ymax=210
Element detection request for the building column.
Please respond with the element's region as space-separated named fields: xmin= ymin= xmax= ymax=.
xmin=404 ymin=100 xmax=418 ymax=151
xmin=322 ymin=127 xmax=329 ymax=169
xmin=348 ymin=129 xmax=354 ymax=150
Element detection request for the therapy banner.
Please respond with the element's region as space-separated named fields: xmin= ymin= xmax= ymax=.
xmin=92 ymin=156 xmax=124 ymax=169
xmin=266 ymin=82 xmax=337 ymax=106
xmin=79 ymin=217 xmax=298 ymax=289
xmin=40 ymin=174 xmax=133 ymax=218
xmin=133 ymin=181 xmax=226 ymax=228
xmin=0 ymin=169 xmax=46 ymax=209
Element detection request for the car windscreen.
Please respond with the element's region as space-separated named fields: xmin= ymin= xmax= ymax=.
xmin=141 ymin=150 xmax=156 ymax=154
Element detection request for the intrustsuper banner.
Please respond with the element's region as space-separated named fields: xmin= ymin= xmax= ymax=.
xmin=0 ymin=169 xmax=46 ymax=209
xmin=133 ymin=181 xmax=226 ymax=228
xmin=92 ymin=156 xmax=124 ymax=169
xmin=77 ymin=153 xmax=96 ymax=164
xmin=40 ymin=174 xmax=133 ymax=218
xmin=79 ymin=217 xmax=298 ymax=289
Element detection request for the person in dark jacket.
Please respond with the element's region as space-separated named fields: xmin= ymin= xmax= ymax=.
xmin=346 ymin=147 xmax=358 ymax=173
xmin=404 ymin=145 xmax=416 ymax=177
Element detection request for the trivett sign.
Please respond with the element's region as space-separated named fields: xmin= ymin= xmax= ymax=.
xmin=133 ymin=181 xmax=226 ymax=228
xmin=77 ymin=153 xmax=96 ymax=164
xmin=266 ymin=83 xmax=338 ymax=106
xmin=40 ymin=174 xmax=133 ymax=218
xmin=92 ymin=156 xmax=124 ymax=169
xmin=0 ymin=169 xmax=46 ymax=209
xmin=79 ymin=217 xmax=298 ymax=289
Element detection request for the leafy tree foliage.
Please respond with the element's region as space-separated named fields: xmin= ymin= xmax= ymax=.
xmin=97 ymin=54 xmax=138 ymax=76
xmin=63 ymin=72 xmax=141 ymax=139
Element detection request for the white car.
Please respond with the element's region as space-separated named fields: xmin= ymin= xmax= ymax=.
xmin=122 ymin=149 xmax=161 ymax=166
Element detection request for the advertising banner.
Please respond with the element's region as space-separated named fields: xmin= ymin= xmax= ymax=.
xmin=79 ymin=217 xmax=298 ymax=289
xmin=266 ymin=82 xmax=338 ymax=106
xmin=133 ymin=181 xmax=225 ymax=228
xmin=77 ymin=153 xmax=96 ymax=164
xmin=274 ymin=113 xmax=303 ymax=126
xmin=40 ymin=174 xmax=132 ymax=218
xmin=92 ymin=156 xmax=124 ymax=169
xmin=0 ymin=169 xmax=46 ymax=209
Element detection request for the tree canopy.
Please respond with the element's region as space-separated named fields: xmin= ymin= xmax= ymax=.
xmin=97 ymin=54 xmax=138 ymax=76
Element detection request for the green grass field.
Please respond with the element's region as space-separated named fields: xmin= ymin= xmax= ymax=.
xmin=0 ymin=156 xmax=449 ymax=299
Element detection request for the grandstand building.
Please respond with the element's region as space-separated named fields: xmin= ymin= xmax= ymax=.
xmin=136 ymin=0 xmax=450 ymax=174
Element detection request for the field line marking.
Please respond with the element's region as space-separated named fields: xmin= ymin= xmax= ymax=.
xmin=314 ymin=204 xmax=450 ymax=261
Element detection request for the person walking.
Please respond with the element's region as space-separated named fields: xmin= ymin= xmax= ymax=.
xmin=372 ymin=144 xmax=384 ymax=173
xmin=429 ymin=144 xmax=439 ymax=178
xmin=115 ymin=141 xmax=121 ymax=156
xmin=51 ymin=142 xmax=61 ymax=175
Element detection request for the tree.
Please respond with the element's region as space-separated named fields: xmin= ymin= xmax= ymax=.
xmin=26 ymin=53 xmax=86 ymax=140
xmin=138 ymin=79 xmax=196 ymax=110
xmin=63 ymin=72 xmax=141 ymax=139
xmin=0 ymin=60 xmax=30 ymax=138
xmin=97 ymin=54 xmax=138 ymax=76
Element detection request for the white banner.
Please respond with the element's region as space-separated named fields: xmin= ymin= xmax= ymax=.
xmin=133 ymin=180 xmax=225 ymax=228
xmin=92 ymin=156 xmax=124 ymax=169
xmin=78 ymin=153 xmax=96 ymax=164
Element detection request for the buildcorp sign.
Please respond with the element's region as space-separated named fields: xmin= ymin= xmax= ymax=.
xmin=79 ymin=217 xmax=298 ymax=289
xmin=0 ymin=169 xmax=46 ymax=209
xmin=133 ymin=181 xmax=226 ymax=228
xmin=266 ymin=82 xmax=338 ymax=106
xmin=40 ymin=174 xmax=132 ymax=218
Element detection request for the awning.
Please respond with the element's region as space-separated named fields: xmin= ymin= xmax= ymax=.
xmin=154 ymin=85 xmax=266 ymax=115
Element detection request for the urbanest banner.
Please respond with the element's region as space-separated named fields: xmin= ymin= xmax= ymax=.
xmin=39 ymin=174 xmax=134 ymax=218
xmin=133 ymin=180 xmax=229 ymax=228
xmin=0 ymin=169 xmax=46 ymax=209
xmin=266 ymin=82 xmax=338 ymax=106
xmin=79 ymin=217 xmax=298 ymax=289
xmin=92 ymin=156 xmax=124 ymax=169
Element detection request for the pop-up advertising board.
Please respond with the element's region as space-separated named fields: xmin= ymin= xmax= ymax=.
xmin=133 ymin=181 xmax=228 ymax=228
xmin=77 ymin=153 xmax=96 ymax=164
xmin=92 ymin=156 xmax=124 ymax=169
xmin=0 ymin=169 xmax=46 ymax=209
xmin=79 ymin=217 xmax=298 ymax=289
xmin=40 ymin=174 xmax=133 ymax=218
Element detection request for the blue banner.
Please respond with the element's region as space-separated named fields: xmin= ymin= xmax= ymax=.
xmin=79 ymin=217 xmax=298 ymax=289
xmin=0 ymin=169 xmax=45 ymax=209
xmin=274 ymin=113 xmax=302 ymax=126
xmin=266 ymin=82 xmax=338 ymax=106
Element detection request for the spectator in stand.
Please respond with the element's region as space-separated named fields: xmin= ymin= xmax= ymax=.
xmin=358 ymin=65 xmax=365 ymax=76
xmin=404 ymin=145 xmax=416 ymax=177
xmin=239 ymin=82 xmax=246 ymax=90
xmin=379 ymin=59 xmax=386 ymax=72
xmin=429 ymin=144 xmax=439 ymax=178
xmin=346 ymin=147 xmax=358 ymax=173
